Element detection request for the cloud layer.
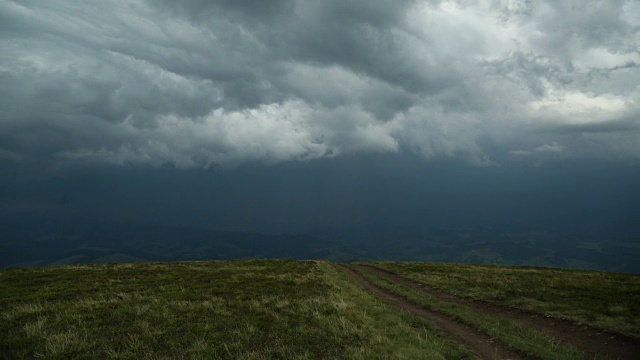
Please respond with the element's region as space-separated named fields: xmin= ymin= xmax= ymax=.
xmin=1 ymin=0 xmax=639 ymax=167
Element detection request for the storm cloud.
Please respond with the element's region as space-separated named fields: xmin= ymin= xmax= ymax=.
xmin=1 ymin=0 xmax=639 ymax=168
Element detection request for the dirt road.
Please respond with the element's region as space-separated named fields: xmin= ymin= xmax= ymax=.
xmin=357 ymin=264 xmax=640 ymax=360
xmin=337 ymin=264 xmax=531 ymax=360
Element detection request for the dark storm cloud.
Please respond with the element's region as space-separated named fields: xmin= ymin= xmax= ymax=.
xmin=0 ymin=0 xmax=639 ymax=168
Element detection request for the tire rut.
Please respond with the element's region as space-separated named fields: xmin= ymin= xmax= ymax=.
xmin=358 ymin=264 xmax=640 ymax=360
xmin=337 ymin=264 xmax=531 ymax=360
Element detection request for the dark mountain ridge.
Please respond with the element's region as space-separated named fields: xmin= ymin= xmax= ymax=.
xmin=1 ymin=217 xmax=638 ymax=273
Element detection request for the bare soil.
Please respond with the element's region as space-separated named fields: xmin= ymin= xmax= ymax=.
xmin=337 ymin=264 xmax=531 ymax=360
xmin=358 ymin=264 xmax=640 ymax=360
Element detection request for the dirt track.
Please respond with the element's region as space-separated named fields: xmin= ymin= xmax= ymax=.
xmin=357 ymin=264 xmax=640 ymax=360
xmin=337 ymin=264 xmax=530 ymax=360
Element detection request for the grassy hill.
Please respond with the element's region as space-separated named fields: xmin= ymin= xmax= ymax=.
xmin=1 ymin=260 xmax=639 ymax=359
xmin=0 ymin=260 xmax=472 ymax=359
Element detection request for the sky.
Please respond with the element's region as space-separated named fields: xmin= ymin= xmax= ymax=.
xmin=1 ymin=1 xmax=639 ymax=238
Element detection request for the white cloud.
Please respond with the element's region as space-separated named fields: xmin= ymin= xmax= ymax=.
xmin=59 ymin=100 xmax=402 ymax=168
xmin=535 ymin=142 xmax=565 ymax=153
xmin=528 ymin=92 xmax=629 ymax=125
xmin=509 ymin=150 xmax=532 ymax=156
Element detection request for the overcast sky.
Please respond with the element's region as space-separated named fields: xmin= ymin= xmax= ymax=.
xmin=1 ymin=1 xmax=639 ymax=235
xmin=1 ymin=0 xmax=639 ymax=168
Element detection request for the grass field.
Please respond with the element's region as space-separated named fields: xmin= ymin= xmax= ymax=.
xmin=352 ymin=265 xmax=592 ymax=360
xmin=0 ymin=260 xmax=474 ymax=359
xmin=366 ymin=261 xmax=640 ymax=338
xmin=4 ymin=259 xmax=638 ymax=359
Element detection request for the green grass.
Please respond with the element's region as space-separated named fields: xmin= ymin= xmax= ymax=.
xmin=364 ymin=261 xmax=640 ymax=338
xmin=352 ymin=265 xmax=595 ymax=360
xmin=0 ymin=260 xmax=475 ymax=359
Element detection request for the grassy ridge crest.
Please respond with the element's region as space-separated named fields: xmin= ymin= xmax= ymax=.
xmin=1 ymin=260 xmax=473 ymax=359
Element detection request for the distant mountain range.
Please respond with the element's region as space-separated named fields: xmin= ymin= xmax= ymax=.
xmin=1 ymin=218 xmax=639 ymax=273
xmin=0 ymin=220 xmax=365 ymax=268
xmin=322 ymin=224 xmax=640 ymax=273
